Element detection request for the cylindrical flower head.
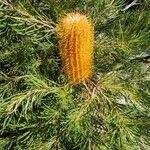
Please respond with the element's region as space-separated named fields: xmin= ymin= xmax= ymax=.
xmin=57 ymin=12 xmax=94 ymax=84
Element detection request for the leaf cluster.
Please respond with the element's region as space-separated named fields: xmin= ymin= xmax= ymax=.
xmin=0 ymin=0 xmax=150 ymax=149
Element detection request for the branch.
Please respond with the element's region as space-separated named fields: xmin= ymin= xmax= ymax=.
xmin=122 ymin=0 xmax=141 ymax=11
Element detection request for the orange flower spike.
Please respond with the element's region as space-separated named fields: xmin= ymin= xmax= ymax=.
xmin=57 ymin=12 xmax=94 ymax=84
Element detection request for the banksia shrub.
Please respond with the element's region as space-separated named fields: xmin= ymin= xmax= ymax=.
xmin=57 ymin=12 xmax=94 ymax=84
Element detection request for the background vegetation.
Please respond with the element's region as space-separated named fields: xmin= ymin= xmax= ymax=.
xmin=0 ymin=0 xmax=150 ymax=149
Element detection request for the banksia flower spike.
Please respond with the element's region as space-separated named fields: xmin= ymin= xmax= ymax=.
xmin=57 ymin=12 xmax=94 ymax=84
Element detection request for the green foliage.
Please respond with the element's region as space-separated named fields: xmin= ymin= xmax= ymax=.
xmin=0 ymin=0 xmax=150 ymax=149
